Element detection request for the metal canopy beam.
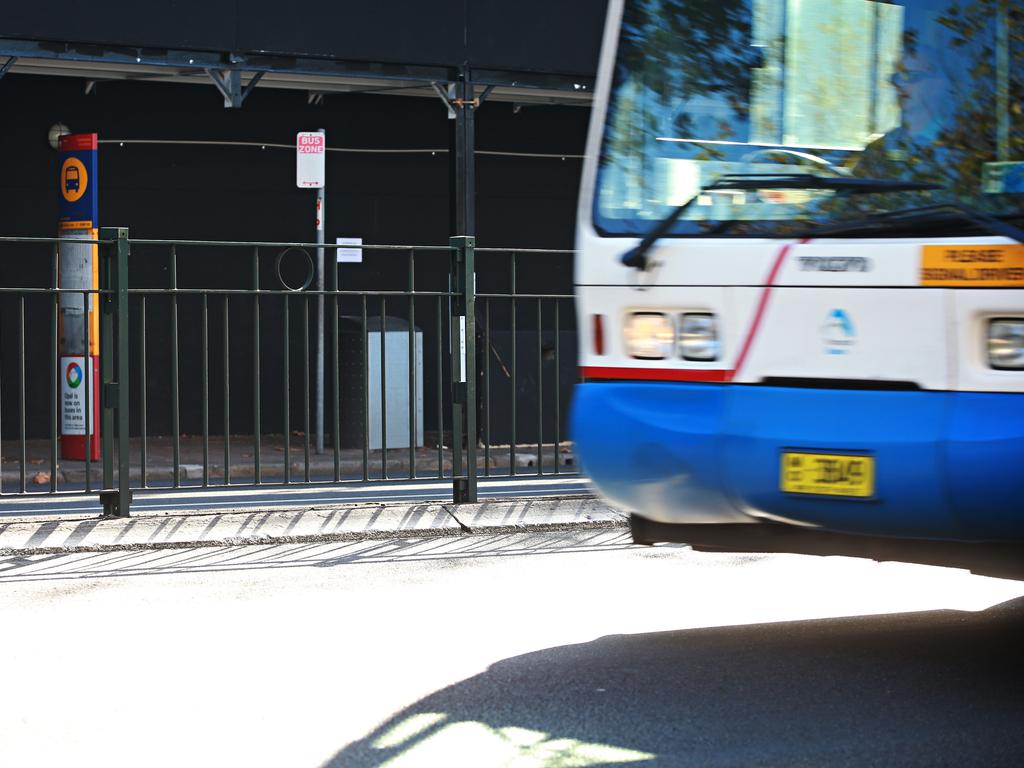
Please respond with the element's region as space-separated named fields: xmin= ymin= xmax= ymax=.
xmin=431 ymin=80 xmax=455 ymax=117
xmin=0 ymin=37 xmax=594 ymax=102
xmin=205 ymin=68 xmax=264 ymax=107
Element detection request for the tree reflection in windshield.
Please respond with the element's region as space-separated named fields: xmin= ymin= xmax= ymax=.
xmin=595 ymin=0 xmax=1023 ymax=237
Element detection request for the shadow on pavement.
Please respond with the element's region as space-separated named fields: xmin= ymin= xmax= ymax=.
xmin=326 ymin=598 xmax=1024 ymax=767
xmin=0 ymin=529 xmax=637 ymax=583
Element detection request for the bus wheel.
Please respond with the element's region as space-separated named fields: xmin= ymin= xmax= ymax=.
xmin=629 ymin=514 xmax=658 ymax=546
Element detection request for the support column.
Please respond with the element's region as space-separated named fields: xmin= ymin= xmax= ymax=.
xmin=449 ymin=66 xmax=476 ymax=238
xmin=448 ymin=66 xmax=478 ymax=503
xmin=99 ymin=227 xmax=131 ymax=517
xmin=450 ymin=236 xmax=477 ymax=504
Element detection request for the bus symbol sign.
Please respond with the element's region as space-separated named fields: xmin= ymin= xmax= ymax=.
xmin=60 ymin=157 xmax=88 ymax=203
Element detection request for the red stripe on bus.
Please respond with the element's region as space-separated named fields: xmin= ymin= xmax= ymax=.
xmin=728 ymin=238 xmax=811 ymax=382
xmin=580 ymin=366 xmax=731 ymax=382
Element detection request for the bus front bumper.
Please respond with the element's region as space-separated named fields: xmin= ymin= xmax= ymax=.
xmin=570 ymin=382 xmax=1024 ymax=542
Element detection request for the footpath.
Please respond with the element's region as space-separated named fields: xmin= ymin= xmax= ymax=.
xmin=0 ymin=494 xmax=626 ymax=556
xmin=0 ymin=435 xmax=625 ymax=556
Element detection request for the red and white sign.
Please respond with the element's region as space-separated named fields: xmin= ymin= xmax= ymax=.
xmin=296 ymin=131 xmax=326 ymax=188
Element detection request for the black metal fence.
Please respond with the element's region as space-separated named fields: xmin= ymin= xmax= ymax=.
xmin=0 ymin=231 xmax=578 ymax=515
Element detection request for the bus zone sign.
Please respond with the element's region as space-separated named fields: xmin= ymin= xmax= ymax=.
xmin=296 ymin=131 xmax=326 ymax=188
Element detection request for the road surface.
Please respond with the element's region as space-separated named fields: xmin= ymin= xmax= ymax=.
xmin=2 ymin=528 xmax=1022 ymax=766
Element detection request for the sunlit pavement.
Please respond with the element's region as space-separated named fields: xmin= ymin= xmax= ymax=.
xmin=2 ymin=529 xmax=1023 ymax=767
xmin=0 ymin=476 xmax=593 ymax=520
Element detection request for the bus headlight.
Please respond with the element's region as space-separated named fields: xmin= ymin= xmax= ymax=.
xmin=989 ymin=319 xmax=1024 ymax=369
xmin=679 ymin=313 xmax=719 ymax=361
xmin=624 ymin=312 xmax=675 ymax=359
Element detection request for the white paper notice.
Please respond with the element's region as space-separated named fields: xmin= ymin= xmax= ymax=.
xmin=336 ymin=237 xmax=363 ymax=263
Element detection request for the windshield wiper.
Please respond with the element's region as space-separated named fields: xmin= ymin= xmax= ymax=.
xmin=797 ymin=202 xmax=1024 ymax=243
xmin=621 ymin=173 xmax=943 ymax=270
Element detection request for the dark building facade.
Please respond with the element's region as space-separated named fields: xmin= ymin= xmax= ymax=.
xmin=0 ymin=2 xmax=606 ymax=441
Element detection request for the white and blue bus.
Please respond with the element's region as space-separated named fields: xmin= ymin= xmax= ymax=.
xmin=571 ymin=0 xmax=1024 ymax=575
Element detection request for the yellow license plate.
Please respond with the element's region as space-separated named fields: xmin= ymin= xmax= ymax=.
xmin=780 ymin=452 xmax=874 ymax=497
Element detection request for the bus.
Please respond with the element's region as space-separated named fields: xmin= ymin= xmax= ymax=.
xmin=571 ymin=0 xmax=1024 ymax=576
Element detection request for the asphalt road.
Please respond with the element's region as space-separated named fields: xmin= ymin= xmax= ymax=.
xmin=0 ymin=475 xmax=593 ymax=519
xmin=2 ymin=529 xmax=1023 ymax=767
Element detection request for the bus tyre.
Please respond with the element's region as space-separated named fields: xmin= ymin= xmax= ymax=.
xmin=630 ymin=513 xmax=658 ymax=546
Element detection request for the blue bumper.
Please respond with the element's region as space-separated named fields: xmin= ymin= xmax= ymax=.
xmin=571 ymin=383 xmax=1024 ymax=542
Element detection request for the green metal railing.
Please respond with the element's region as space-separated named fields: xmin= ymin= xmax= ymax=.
xmin=0 ymin=231 xmax=578 ymax=516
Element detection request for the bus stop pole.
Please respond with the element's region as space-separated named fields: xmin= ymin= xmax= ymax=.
xmin=316 ymin=129 xmax=325 ymax=454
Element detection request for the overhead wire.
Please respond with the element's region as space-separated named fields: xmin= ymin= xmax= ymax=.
xmin=97 ymin=138 xmax=583 ymax=159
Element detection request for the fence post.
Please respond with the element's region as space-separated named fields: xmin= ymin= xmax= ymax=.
xmin=99 ymin=227 xmax=131 ymax=517
xmin=450 ymin=235 xmax=477 ymax=503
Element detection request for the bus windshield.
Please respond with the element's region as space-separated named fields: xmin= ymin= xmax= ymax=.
xmin=594 ymin=0 xmax=1024 ymax=238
